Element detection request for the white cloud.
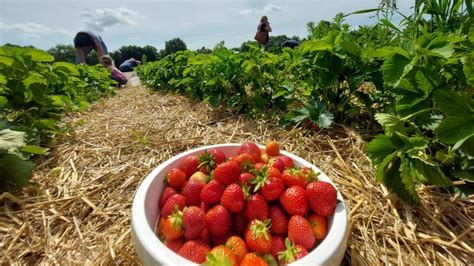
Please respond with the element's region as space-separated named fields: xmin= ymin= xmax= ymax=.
xmin=81 ymin=7 xmax=138 ymax=32
xmin=0 ymin=22 xmax=70 ymax=39
xmin=236 ymin=4 xmax=285 ymax=16
xmin=263 ymin=4 xmax=284 ymax=13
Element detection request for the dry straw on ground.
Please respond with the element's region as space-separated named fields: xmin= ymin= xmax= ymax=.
xmin=1 ymin=85 xmax=473 ymax=265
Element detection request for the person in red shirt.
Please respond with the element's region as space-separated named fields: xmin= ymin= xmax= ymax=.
xmin=100 ymin=55 xmax=128 ymax=86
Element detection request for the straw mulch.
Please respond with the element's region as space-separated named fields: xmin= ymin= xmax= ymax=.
xmin=1 ymin=84 xmax=473 ymax=265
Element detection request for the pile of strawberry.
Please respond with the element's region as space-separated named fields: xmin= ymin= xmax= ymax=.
xmin=156 ymin=141 xmax=338 ymax=265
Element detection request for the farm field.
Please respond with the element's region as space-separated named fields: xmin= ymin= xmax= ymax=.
xmin=1 ymin=84 xmax=472 ymax=264
xmin=1 ymin=1 xmax=473 ymax=264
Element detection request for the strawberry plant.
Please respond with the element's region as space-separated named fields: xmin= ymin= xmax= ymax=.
xmin=0 ymin=46 xmax=116 ymax=187
xmin=364 ymin=31 xmax=473 ymax=203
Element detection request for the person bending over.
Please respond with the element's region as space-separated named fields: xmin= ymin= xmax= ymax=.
xmin=74 ymin=31 xmax=108 ymax=64
xmin=119 ymin=58 xmax=141 ymax=72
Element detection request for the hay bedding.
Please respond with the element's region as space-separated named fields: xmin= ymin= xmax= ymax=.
xmin=1 ymin=84 xmax=473 ymax=265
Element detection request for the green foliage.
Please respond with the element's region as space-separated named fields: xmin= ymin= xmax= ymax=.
xmin=163 ymin=37 xmax=187 ymax=57
xmin=0 ymin=129 xmax=37 ymax=188
xmin=48 ymin=44 xmax=76 ymax=63
xmin=110 ymin=45 xmax=158 ymax=66
xmin=138 ymin=4 xmax=472 ymax=203
xmin=0 ymin=45 xmax=115 ymax=187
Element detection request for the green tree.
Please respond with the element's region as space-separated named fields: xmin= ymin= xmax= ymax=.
xmin=48 ymin=44 xmax=76 ymax=62
xmin=110 ymin=45 xmax=158 ymax=66
xmin=163 ymin=37 xmax=187 ymax=56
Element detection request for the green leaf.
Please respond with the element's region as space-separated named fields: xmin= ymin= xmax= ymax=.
xmin=0 ymin=74 xmax=6 ymax=85
xmin=400 ymin=157 xmax=420 ymax=201
xmin=23 ymin=49 xmax=54 ymax=62
xmin=315 ymin=111 xmax=334 ymax=129
xmin=35 ymin=119 xmax=57 ymax=130
xmin=379 ymin=18 xmax=402 ymax=33
xmin=0 ymin=154 xmax=35 ymax=186
xmin=52 ymin=62 xmax=80 ymax=76
xmin=0 ymin=96 xmax=7 ymax=108
xmin=375 ymin=113 xmax=401 ymax=133
xmin=434 ymin=90 xmax=474 ymax=116
xmin=374 ymin=151 xmax=397 ymax=182
xmin=461 ymin=53 xmax=474 ymax=86
xmin=21 ymin=145 xmax=48 ymax=155
xmin=23 ymin=72 xmax=48 ymax=89
xmin=365 ymin=135 xmax=397 ymax=164
xmin=0 ymin=55 xmax=14 ymax=66
xmin=435 ymin=116 xmax=474 ymax=144
xmin=426 ymin=38 xmax=454 ymax=58
xmin=412 ymin=158 xmax=452 ymax=187
xmin=49 ymin=95 xmax=66 ymax=107
xmin=344 ymin=8 xmax=380 ymax=17
xmin=382 ymin=53 xmax=412 ymax=87
xmin=300 ymin=40 xmax=333 ymax=53
xmin=382 ymin=157 xmax=419 ymax=203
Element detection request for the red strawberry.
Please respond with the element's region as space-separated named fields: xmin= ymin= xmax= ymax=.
xmin=265 ymin=140 xmax=280 ymax=156
xmin=206 ymin=205 xmax=231 ymax=236
xmin=225 ymin=236 xmax=248 ymax=263
xmin=277 ymin=155 xmax=294 ymax=169
xmin=221 ymin=183 xmax=245 ymax=213
xmin=243 ymin=194 xmax=268 ymax=222
xmin=165 ymin=168 xmax=187 ymax=188
xmin=238 ymin=141 xmax=262 ymax=162
xmin=233 ymin=212 xmax=247 ymax=236
xmin=271 ymin=235 xmax=286 ymax=260
xmin=260 ymin=176 xmax=284 ymax=201
xmin=238 ymin=172 xmax=255 ymax=187
xmin=281 ymin=168 xmax=308 ymax=188
xmin=165 ymin=238 xmax=184 ymax=253
xmin=245 ymin=219 xmax=273 ymax=253
xmin=200 ymin=180 xmax=223 ymax=204
xmin=268 ymin=205 xmax=287 ymax=235
xmin=240 ymin=253 xmax=268 ymax=266
xmin=268 ymin=158 xmax=285 ymax=173
xmin=179 ymin=155 xmax=200 ymax=177
xmin=162 ymin=208 xmax=184 ymax=240
xmin=287 ymin=215 xmax=315 ymax=250
xmin=178 ymin=240 xmax=211 ymax=263
xmin=189 ymin=171 xmax=209 ymax=183
xmin=251 ymin=166 xmax=283 ymax=201
xmin=198 ymin=149 xmax=226 ymax=174
xmin=183 ymin=206 xmax=206 ymax=240
xmin=306 ymin=181 xmax=337 ymax=217
xmin=234 ymin=153 xmax=256 ymax=171
xmin=278 ymin=238 xmax=309 ymax=264
xmin=280 ymin=186 xmax=309 ymax=216
xmin=301 ymin=167 xmax=319 ymax=183
xmin=159 ymin=187 xmax=177 ymax=209
xmin=182 ymin=180 xmax=205 ymax=206
xmin=308 ymin=213 xmax=328 ymax=240
xmin=213 ymin=161 xmax=241 ymax=186
xmin=204 ymin=245 xmax=238 ymax=266
xmin=162 ymin=194 xmax=186 ymax=218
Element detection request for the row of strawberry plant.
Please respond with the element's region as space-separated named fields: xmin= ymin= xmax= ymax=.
xmin=0 ymin=46 xmax=116 ymax=188
xmin=137 ymin=13 xmax=473 ymax=202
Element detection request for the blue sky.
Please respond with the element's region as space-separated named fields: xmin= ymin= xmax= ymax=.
xmin=0 ymin=0 xmax=412 ymax=51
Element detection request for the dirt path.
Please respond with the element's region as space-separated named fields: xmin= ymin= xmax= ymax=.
xmin=1 ymin=84 xmax=472 ymax=265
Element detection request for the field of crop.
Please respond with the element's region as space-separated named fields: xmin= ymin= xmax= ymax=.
xmin=1 ymin=1 xmax=473 ymax=265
